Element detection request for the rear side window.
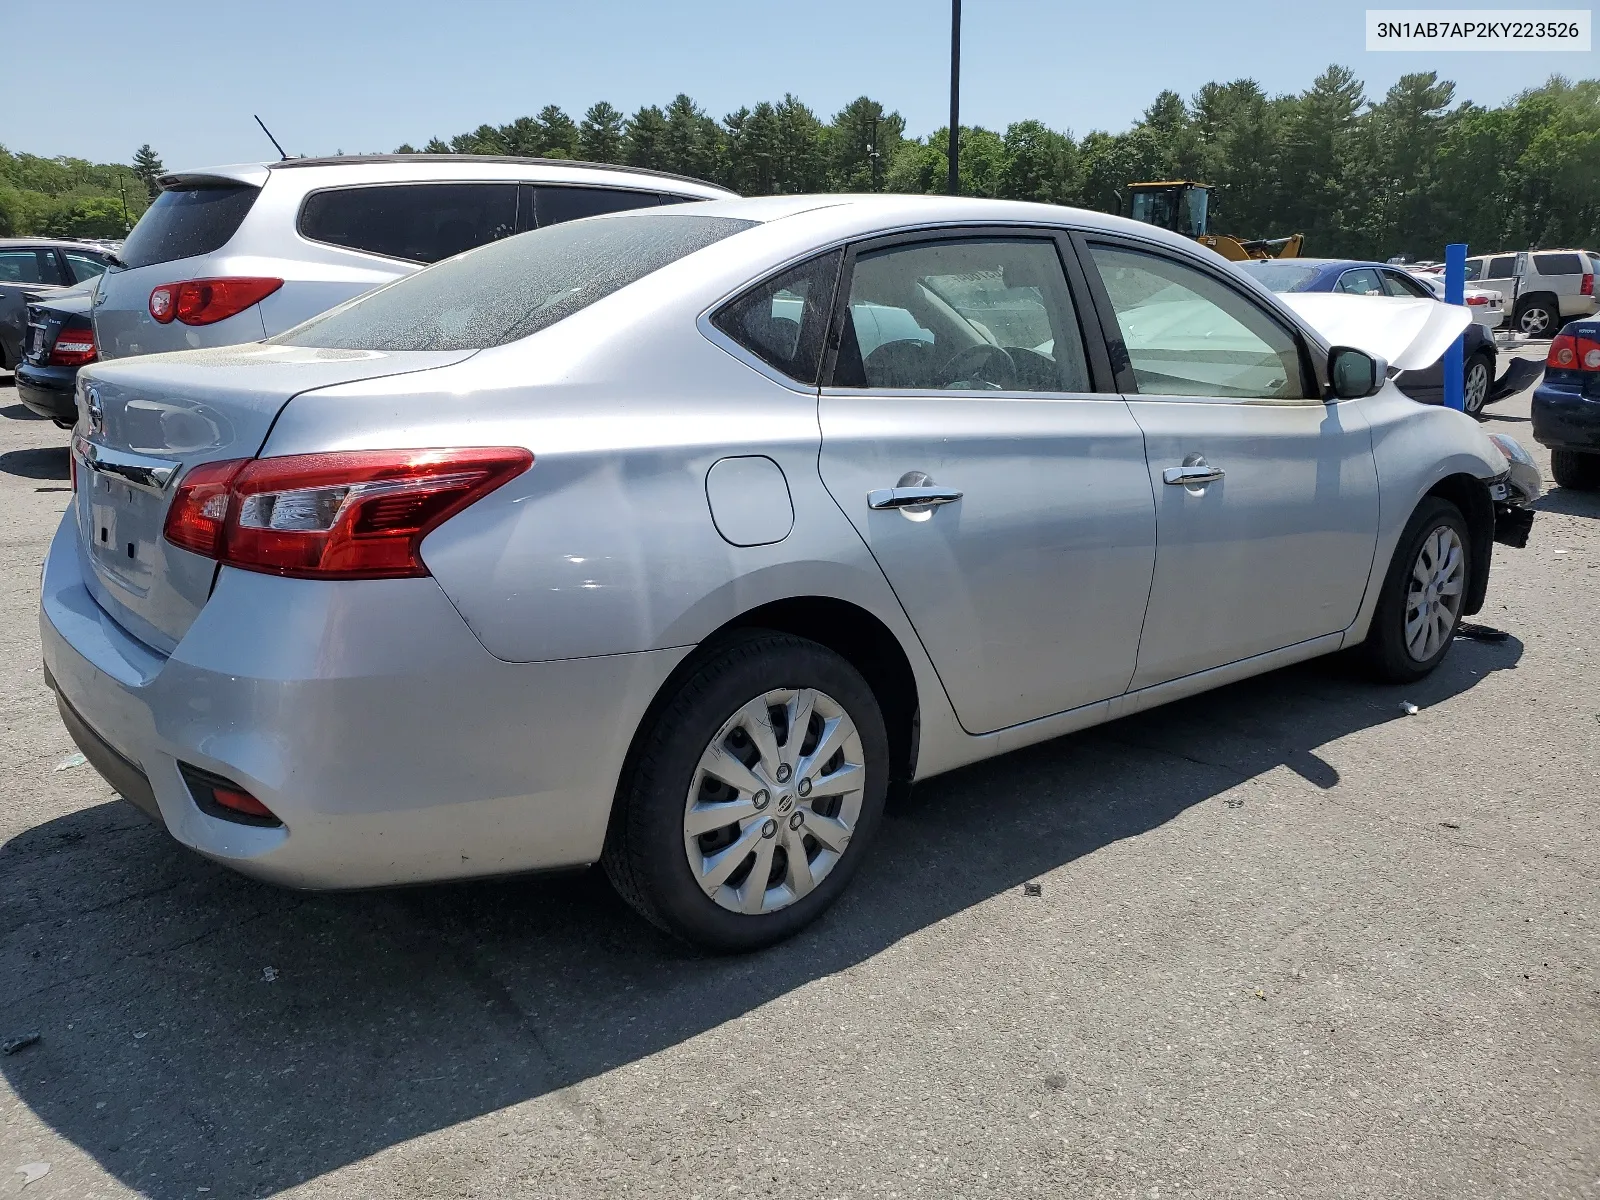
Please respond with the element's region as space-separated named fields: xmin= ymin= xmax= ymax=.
xmin=712 ymin=250 xmax=841 ymax=384
xmin=1334 ymin=268 xmax=1384 ymax=296
xmin=120 ymin=184 xmax=259 ymax=269
xmin=1533 ymin=252 xmax=1583 ymax=276
xmin=1485 ymin=256 xmax=1517 ymax=280
xmin=1381 ymin=270 xmax=1433 ymax=298
xmin=300 ymin=183 xmax=519 ymax=264
xmin=535 ymin=186 xmax=661 ymax=228
xmin=274 ymin=212 xmax=755 ymax=352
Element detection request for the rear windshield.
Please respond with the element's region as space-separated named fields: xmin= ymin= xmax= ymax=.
xmin=273 ymin=212 xmax=755 ymax=352
xmin=1237 ymin=261 xmax=1322 ymax=293
xmin=119 ymin=184 xmax=260 ymax=269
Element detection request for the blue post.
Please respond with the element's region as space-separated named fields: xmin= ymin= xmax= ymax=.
xmin=1442 ymin=243 xmax=1467 ymax=411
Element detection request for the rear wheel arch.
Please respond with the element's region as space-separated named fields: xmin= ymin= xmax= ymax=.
xmin=614 ymin=597 xmax=921 ymax=826
xmin=1423 ymin=473 xmax=1493 ymax=616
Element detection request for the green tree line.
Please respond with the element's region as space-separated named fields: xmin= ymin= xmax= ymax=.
xmin=4 ymin=71 xmax=1596 ymax=259
xmin=400 ymin=69 xmax=1598 ymax=259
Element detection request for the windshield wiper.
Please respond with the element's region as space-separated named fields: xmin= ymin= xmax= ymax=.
xmin=103 ymin=252 xmax=128 ymax=269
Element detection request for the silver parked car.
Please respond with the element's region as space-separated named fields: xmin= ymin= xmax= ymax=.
xmin=44 ymin=196 xmax=1536 ymax=951
xmin=91 ymin=154 xmax=734 ymax=360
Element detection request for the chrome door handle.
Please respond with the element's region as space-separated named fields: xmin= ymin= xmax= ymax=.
xmin=867 ymin=485 xmax=964 ymax=510
xmin=1162 ymin=454 xmax=1225 ymax=486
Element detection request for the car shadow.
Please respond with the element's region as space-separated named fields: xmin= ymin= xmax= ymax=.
xmin=1533 ymin=486 xmax=1600 ymax=519
xmin=2 ymin=401 xmax=49 ymax=421
xmin=0 ymin=445 xmax=70 ymax=481
xmin=1 ymin=636 xmax=1522 ymax=1198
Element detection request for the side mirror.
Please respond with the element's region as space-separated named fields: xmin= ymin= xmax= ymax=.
xmin=1327 ymin=345 xmax=1387 ymax=400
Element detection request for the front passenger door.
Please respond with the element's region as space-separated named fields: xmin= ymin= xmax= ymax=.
xmin=816 ymin=232 xmax=1156 ymax=735
xmin=1081 ymin=239 xmax=1380 ymax=690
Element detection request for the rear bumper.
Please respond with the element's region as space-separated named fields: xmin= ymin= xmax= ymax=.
xmin=14 ymin=362 xmax=78 ymax=423
xmin=1531 ymin=385 xmax=1600 ymax=452
xmin=39 ymin=513 xmax=689 ymax=889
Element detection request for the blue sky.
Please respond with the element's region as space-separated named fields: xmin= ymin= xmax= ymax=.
xmin=5 ymin=0 xmax=1589 ymax=168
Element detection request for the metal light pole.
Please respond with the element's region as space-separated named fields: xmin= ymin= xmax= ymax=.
xmin=948 ymin=0 xmax=961 ymax=195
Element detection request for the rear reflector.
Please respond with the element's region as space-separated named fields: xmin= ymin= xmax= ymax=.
xmin=163 ymin=447 xmax=533 ymax=578
xmin=179 ymin=764 xmax=282 ymax=828
xmin=150 ymin=277 xmax=283 ymax=326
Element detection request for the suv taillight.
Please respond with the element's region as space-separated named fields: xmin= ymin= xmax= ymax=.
xmin=149 ymin=277 xmax=283 ymax=326
xmin=49 ymin=320 xmax=96 ymax=366
xmin=1582 ymin=272 xmax=1595 ymax=297
xmin=1547 ymin=332 xmax=1600 ymax=372
xmin=162 ymin=447 xmax=533 ymax=578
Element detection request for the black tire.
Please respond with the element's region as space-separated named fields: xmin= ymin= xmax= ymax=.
xmin=1463 ymin=351 xmax=1492 ymax=416
xmin=603 ymin=630 xmax=890 ymax=952
xmin=1362 ymin=497 xmax=1472 ymax=684
xmin=1515 ymin=298 xmax=1557 ymax=339
xmin=1551 ymin=449 xmax=1600 ymax=491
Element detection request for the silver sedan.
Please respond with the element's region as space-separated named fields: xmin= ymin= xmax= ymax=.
xmin=42 ymin=196 xmax=1535 ymax=950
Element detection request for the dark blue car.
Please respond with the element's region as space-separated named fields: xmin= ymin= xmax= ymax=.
xmin=1238 ymin=258 xmax=1504 ymax=416
xmin=1532 ymin=318 xmax=1600 ymax=490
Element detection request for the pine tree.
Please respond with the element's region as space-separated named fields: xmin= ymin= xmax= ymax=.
xmin=579 ymin=103 xmax=626 ymax=163
xmin=131 ymin=144 xmax=164 ymax=198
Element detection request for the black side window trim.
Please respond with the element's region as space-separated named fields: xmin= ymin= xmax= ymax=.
xmin=295 ymin=180 xmax=524 ymax=264
xmin=1074 ymin=232 xmax=1319 ymax=400
xmin=818 ymin=225 xmax=1116 ymax=394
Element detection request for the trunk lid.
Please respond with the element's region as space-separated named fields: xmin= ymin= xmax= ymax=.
xmin=71 ymin=343 xmax=474 ymax=653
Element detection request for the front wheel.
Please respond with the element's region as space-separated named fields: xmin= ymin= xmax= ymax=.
xmin=1363 ymin=497 xmax=1472 ymax=683
xmin=1463 ymin=352 xmax=1492 ymax=416
xmin=603 ymin=631 xmax=889 ymax=952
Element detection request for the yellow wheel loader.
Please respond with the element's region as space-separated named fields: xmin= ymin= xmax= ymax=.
xmin=1124 ymin=181 xmax=1304 ymax=261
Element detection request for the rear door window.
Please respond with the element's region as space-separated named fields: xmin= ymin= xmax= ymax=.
xmin=299 ymin=183 xmax=520 ymax=264
xmin=1533 ymin=252 xmax=1583 ymax=276
xmin=534 ymin=186 xmax=663 ymax=227
xmin=1463 ymin=259 xmax=1484 ymax=281
xmin=119 ymin=184 xmax=260 ymax=269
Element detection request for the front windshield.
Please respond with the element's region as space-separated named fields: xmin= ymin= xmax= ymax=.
xmin=1238 ymin=261 xmax=1323 ymax=293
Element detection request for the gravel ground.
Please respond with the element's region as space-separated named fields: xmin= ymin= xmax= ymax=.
xmin=0 ymin=356 xmax=1595 ymax=1199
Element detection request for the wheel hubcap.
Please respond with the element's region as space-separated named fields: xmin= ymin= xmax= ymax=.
xmin=683 ymin=687 xmax=866 ymax=915
xmin=1521 ymin=308 xmax=1549 ymax=335
xmin=1404 ymin=525 xmax=1465 ymax=661
xmin=1465 ymin=364 xmax=1487 ymax=411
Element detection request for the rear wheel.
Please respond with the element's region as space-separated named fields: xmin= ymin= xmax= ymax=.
xmin=603 ymin=631 xmax=889 ymax=952
xmin=1551 ymin=449 xmax=1600 ymax=491
xmin=1515 ymin=299 xmax=1557 ymax=338
xmin=1463 ymin=352 xmax=1492 ymax=416
xmin=1363 ymin=498 xmax=1471 ymax=683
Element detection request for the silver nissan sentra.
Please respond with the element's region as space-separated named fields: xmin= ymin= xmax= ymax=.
xmin=42 ymin=195 xmax=1537 ymax=950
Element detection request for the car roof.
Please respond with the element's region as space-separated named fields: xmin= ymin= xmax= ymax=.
xmin=158 ymin=155 xmax=734 ymax=198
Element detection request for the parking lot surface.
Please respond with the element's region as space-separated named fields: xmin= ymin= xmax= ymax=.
xmin=1 ymin=359 xmax=1595 ymax=1199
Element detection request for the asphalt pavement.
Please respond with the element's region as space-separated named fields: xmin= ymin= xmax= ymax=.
xmin=1 ymin=356 xmax=1595 ymax=1199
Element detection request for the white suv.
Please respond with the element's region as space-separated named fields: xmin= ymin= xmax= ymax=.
xmin=92 ymin=155 xmax=734 ymax=360
xmin=1464 ymin=249 xmax=1598 ymax=337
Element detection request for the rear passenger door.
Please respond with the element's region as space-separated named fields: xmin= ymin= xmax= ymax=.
xmin=816 ymin=228 xmax=1156 ymax=735
xmin=0 ymin=248 xmax=66 ymax=367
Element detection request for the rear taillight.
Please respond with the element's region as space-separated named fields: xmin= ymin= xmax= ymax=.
xmin=1548 ymin=332 xmax=1600 ymax=371
xmin=1466 ymin=295 xmax=1488 ymax=306
xmin=149 ymin=277 xmax=283 ymax=326
xmin=49 ymin=321 xmax=97 ymax=367
xmin=1582 ymin=273 xmax=1594 ymax=297
xmin=162 ymin=447 xmax=532 ymax=579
